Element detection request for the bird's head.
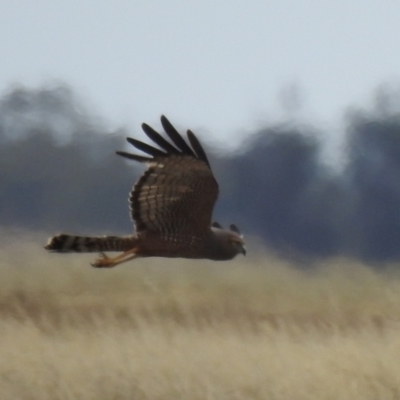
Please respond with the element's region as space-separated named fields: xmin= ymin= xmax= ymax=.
xmin=211 ymin=222 xmax=246 ymax=259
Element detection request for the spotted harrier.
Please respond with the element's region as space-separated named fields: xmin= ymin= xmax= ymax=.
xmin=45 ymin=116 xmax=246 ymax=267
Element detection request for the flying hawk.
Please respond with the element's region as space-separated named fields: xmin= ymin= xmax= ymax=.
xmin=45 ymin=116 xmax=246 ymax=267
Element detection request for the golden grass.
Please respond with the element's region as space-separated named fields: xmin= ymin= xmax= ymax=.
xmin=2 ymin=229 xmax=400 ymax=399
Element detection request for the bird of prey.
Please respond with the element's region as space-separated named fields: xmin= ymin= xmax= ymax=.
xmin=45 ymin=116 xmax=246 ymax=267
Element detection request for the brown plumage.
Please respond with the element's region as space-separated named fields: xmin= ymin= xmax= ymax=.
xmin=45 ymin=116 xmax=246 ymax=267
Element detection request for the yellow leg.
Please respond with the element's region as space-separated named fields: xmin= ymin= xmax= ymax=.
xmin=91 ymin=247 xmax=139 ymax=268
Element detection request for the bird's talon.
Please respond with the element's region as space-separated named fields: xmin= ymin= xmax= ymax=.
xmin=91 ymin=253 xmax=111 ymax=268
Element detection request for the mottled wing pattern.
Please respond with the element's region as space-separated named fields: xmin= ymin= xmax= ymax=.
xmin=116 ymin=116 xmax=219 ymax=237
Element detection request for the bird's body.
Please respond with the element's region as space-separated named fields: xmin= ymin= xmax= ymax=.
xmin=49 ymin=227 xmax=240 ymax=260
xmin=45 ymin=116 xmax=246 ymax=267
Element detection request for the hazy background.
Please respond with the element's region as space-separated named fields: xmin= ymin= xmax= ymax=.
xmin=2 ymin=1 xmax=400 ymax=262
xmin=2 ymin=1 xmax=400 ymax=143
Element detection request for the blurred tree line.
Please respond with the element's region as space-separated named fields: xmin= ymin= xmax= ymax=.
xmin=2 ymin=83 xmax=400 ymax=263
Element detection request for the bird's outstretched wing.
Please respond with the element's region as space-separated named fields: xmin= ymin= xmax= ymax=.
xmin=117 ymin=116 xmax=219 ymax=236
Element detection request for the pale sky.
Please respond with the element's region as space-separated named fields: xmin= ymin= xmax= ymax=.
xmin=1 ymin=1 xmax=400 ymax=148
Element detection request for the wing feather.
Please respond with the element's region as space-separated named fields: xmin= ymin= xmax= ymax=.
xmin=160 ymin=115 xmax=196 ymax=156
xmin=187 ymin=129 xmax=210 ymax=167
xmin=126 ymin=137 xmax=166 ymax=158
xmin=116 ymin=151 xmax=153 ymax=163
xmin=142 ymin=123 xmax=180 ymax=154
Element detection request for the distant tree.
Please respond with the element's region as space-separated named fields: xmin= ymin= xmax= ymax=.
xmin=0 ymin=84 xmax=135 ymax=233
xmin=217 ymin=124 xmax=333 ymax=255
xmin=346 ymin=115 xmax=400 ymax=261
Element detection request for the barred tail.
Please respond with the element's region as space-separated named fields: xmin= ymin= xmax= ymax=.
xmin=44 ymin=234 xmax=138 ymax=253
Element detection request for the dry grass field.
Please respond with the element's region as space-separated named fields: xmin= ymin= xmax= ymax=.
xmin=2 ymin=230 xmax=400 ymax=399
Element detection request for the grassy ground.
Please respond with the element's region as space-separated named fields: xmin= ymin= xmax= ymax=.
xmin=2 ymin=230 xmax=400 ymax=399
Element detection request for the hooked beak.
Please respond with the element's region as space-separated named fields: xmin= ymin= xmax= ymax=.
xmin=241 ymin=245 xmax=246 ymax=256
